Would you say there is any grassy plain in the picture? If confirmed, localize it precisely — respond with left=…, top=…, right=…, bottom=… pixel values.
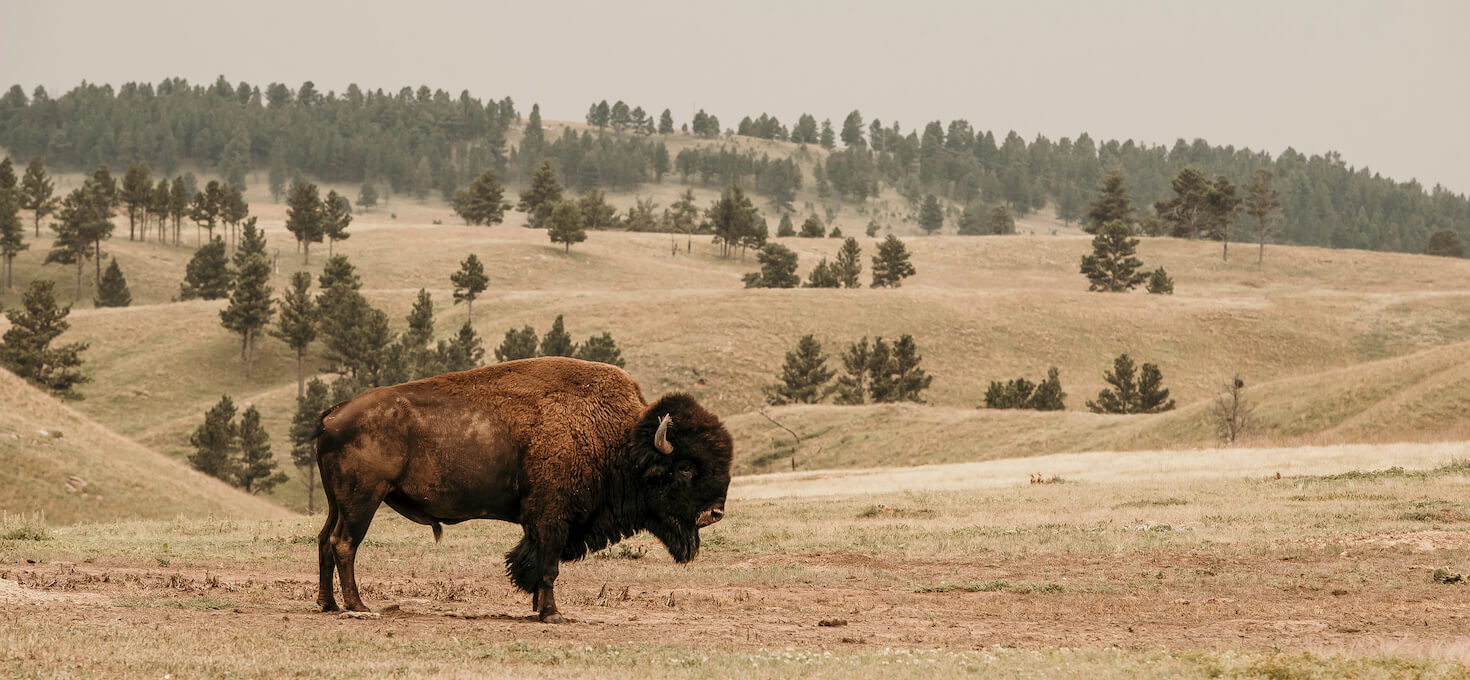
left=4, top=443, right=1470, bottom=677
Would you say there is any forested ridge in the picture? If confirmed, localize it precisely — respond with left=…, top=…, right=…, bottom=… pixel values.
left=0, top=77, right=1465, bottom=254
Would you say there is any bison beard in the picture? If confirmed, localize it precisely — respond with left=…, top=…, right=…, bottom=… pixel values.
left=313, top=358, right=732, bottom=623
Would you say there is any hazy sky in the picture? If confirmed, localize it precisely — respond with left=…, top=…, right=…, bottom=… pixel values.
left=4, top=0, right=1467, bottom=193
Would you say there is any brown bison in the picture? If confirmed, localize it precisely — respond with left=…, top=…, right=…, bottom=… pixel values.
left=313, top=357, right=733, bottom=622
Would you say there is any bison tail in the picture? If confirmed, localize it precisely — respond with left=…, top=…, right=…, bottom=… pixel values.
left=432, top=522, right=443, bottom=544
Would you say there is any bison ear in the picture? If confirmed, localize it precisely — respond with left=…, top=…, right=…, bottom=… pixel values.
left=654, top=414, right=674, bottom=455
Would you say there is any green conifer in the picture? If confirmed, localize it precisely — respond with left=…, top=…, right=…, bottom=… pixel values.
left=93, top=257, right=131, bottom=307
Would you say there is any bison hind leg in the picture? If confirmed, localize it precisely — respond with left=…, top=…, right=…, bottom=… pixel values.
left=505, top=537, right=541, bottom=594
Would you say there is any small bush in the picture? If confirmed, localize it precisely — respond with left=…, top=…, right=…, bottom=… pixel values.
left=1146, top=267, right=1174, bottom=294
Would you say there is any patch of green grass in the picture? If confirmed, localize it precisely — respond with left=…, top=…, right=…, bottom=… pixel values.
left=594, top=544, right=647, bottom=560
left=1, top=526, right=50, bottom=541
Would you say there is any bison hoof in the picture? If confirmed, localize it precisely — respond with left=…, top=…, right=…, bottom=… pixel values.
left=319, top=602, right=340, bottom=612
left=539, top=612, right=569, bottom=624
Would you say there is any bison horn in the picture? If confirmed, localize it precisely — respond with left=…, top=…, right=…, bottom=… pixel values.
left=654, top=414, right=674, bottom=454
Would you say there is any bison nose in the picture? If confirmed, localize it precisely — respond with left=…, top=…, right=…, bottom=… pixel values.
left=710, top=508, right=724, bottom=522
left=697, top=506, right=725, bottom=527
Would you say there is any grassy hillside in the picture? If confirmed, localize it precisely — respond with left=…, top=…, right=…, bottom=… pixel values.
left=1, top=150, right=1467, bottom=512
left=0, top=370, right=291, bottom=524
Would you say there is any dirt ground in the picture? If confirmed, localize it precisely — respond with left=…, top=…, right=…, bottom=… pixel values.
left=4, top=543, right=1467, bottom=659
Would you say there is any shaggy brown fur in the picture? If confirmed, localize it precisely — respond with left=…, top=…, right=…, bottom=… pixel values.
left=313, top=357, right=733, bottom=622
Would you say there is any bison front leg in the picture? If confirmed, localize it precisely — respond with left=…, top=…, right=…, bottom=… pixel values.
left=505, top=522, right=570, bottom=623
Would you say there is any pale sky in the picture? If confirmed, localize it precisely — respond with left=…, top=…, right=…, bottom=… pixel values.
left=4, top=0, right=1467, bottom=193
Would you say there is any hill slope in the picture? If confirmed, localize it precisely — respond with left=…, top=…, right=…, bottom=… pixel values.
left=0, top=370, right=290, bottom=524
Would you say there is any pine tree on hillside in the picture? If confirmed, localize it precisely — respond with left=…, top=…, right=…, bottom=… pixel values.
left=357, top=182, right=379, bottom=210
left=1243, top=169, right=1282, bottom=265
left=832, top=337, right=871, bottom=405
left=189, top=395, right=239, bottom=481
left=120, top=161, right=153, bottom=241
left=804, top=258, right=841, bottom=288
left=0, top=157, right=13, bottom=192
left=989, top=205, right=1016, bottom=235
left=220, top=219, right=274, bottom=379
left=46, top=185, right=106, bottom=301
left=578, top=190, right=616, bottom=231
left=765, top=334, right=834, bottom=405
left=870, top=234, right=916, bottom=288
left=1085, top=169, right=1136, bottom=234
left=285, top=180, right=325, bottom=264
left=1080, top=220, right=1148, bottom=292
left=547, top=200, right=586, bottom=253
left=1028, top=367, right=1066, bottom=410
left=707, top=184, right=759, bottom=258
left=1086, top=354, right=1175, bottom=414
left=658, top=109, right=675, bottom=134
left=317, top=254, right=362, bottom=293
left=271, top=271, right=318, bottom=399
left=168, top=177, right=189, bottom=244
left=189, top=180, right=223, bottom=244
left=540, top=315, right=574, bottom=357
left=495, top=325, right=539, bottom=362
left=452, top=169, right=507, bottom=226
left=743, top=243, right=799, bottom=288
left=889, top=334, right=933, bottom=403
left=149, top=178, right=171, bottom=242
left=777, top=213, right=795, bottom=237
left=450, top=253, right=489, bottom=322
left=290, top=377, right=331, bottom=513
left=19, top=157, right=59, bottom=238
left=0, top=188, right=26, bottom=290
left=841, top=110, right=865, bottom=148
left=1146, top=267, right=1174, bottom=294
left=93, top=257, right=131, bottom=307
left=1205, top=175, right=1241, bottom=261
left=669, top=189, right=701, bottom=252
left=320, top=289, right=393, bottom=383
left=517, top=160, right=563, bottom=228
left=0, top=280, right=89, bottom=399
left=799, top=215, right=825, bottom=238
left=835, top=237, right=862, bottom=288
left=1425, top=230, right=1465, bottom=258
left=235, top=405, right=286, bottom=494
left=322, top=190, right=352, bottom=257
left=434, top=321, right=485, bottom=373
left=865, top=337, right=896, bottom=403
left=919, top=194, right=944, bottom=234
left=573, top=332, right=624, bottom=367
left=1155, top=168, right=1211, bottom=240
left=179, top=237, right=232, bottom=300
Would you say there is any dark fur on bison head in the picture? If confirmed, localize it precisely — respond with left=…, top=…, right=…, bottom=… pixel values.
left=629, top=393, right=733, bottom=563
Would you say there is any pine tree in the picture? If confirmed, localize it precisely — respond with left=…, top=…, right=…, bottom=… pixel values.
left=1155, top=168, right=1211, bottom=240
left=777, top=214, right=795, bottom=237
left=804, top=258, right=841, bottom=288
left=168, top=177, right=188, bottom=245
left=833, top=237, right=863, bottom=288
left=707, top=185, right=758, bottom=258
left=517, top=160, right=563, bottom=228
left=46, top=184, right=107, bottom=301
left=0, top=157, right=13, bottom=193
left=1146, top=267, right=1174, bottom=294
left=220, top=219, right=274, bottom=379
left=573, top=332, right=625, bottom=367
left=320, top=288, right=393, bottom=383
left=578, top=190, right=616, bottom=230
left=1243, top=169, right=1281, bottom=265
left=1205, top=175, right=1241, bottom=261
left=919, top=195, right=944, bottom=234
left=19, top=157, right=59, bottom=239
left=285, top=181, right=324, bottom=263
left=150, top=178, right=171, bottom=242
left=832, top=338, right=870, bottom=405
left=1085, top=170, right=1136, bottom=234
left=670, top=189, right=701, bottom=252
left=865, top=337, right=897, bottom=403
left=290, top=377, right=331, bottom=513
left=179, top=237, right=233, bottom=300
left=547, top=200, right=586, bottom=253
left=1028, top=367, right=1066, bottom=410
left=452, top=169, right=507, bottom=225
left=658, top=109, right=675, bottom=135
left=1425, top=230, right=1465, bottom=258
left=989, top=205, right=1016, bottom=235
left=743, top=243, right=799, bottom=288
left=0, top=187, right=25, bottom=290
left=0, top=280, right=89, bottom=398
left=495, top=325, right=539, bottom=362
left=235, top=405, right=286, bottom=494
left=840, top=110, right=865, bottom=148
left=357, top=182, right=379, bottom=210
left=271, top=271, right=318, bottom=398
left=870, top=234, right=916, bottom=288
left=120, top=161, right=153, bottom=241
left=798, top=215, right=825, bottom=238
left=317, top=254, right=362, bottom=293
left=1086, top=354, right=1175, bottom=414
left=189, top=180, right=223, bottom=245
left=189, top=395, right=239, bottom=481
left=450, top=253, right=489, bottom=322
left=1080, top=221, right=1148, bottom=292
left=889, top=335, right=933, bottom=403
left=819, top=119, right=836, bottom=150
left=540, top=315, right=575, bottom=357
left=93, top=257, right=131, bottom=307
left=322, top=190, right=352, bottom=257
left=765, top=334, right=834, bottom=405
left=435, top=321, right=486, bottom=373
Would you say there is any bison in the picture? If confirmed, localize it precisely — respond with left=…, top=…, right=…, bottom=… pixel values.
left=313, top=357, right=733, bottom=622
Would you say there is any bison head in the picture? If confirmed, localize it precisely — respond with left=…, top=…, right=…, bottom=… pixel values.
left=633, top=393, right=733, bottom=563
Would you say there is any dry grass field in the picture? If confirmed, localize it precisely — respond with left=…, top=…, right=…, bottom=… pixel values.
left=2, top=129, right=1470, bottom=676
left=3, top=442, right=1470, bottom=677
